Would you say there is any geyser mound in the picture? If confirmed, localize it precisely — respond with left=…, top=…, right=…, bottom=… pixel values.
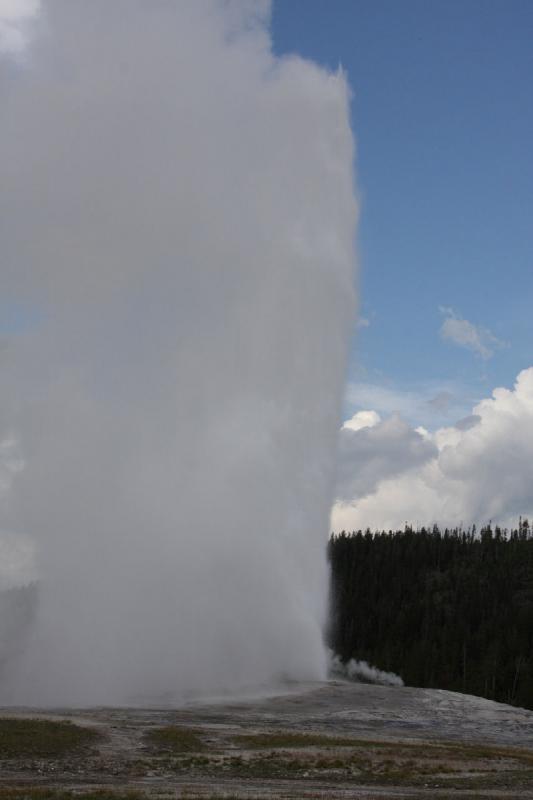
left=0, top=0, right=356, bottom=705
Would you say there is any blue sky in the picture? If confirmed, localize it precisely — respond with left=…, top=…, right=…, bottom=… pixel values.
left=273, top=0, right=533, bottom=427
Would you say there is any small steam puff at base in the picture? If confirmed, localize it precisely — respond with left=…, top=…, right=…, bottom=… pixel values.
left=328, top=651, right=404, bottom=687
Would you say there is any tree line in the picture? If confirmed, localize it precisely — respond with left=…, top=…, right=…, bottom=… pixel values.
left=328, top=521, right=533, bottom=709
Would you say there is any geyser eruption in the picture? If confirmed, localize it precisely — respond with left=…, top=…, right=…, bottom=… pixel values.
left=0, top=0, right=356, bottom=705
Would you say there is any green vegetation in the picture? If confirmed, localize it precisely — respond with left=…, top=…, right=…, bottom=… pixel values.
left=233, top=731, right=362, bottom=748
left=144, top=725, right=206, bottom=753
left=329, top=521, right=533, bottom=709
left=0, top=719, right=99, bottom=758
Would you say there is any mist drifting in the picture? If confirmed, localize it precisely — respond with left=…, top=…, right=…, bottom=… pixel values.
left=0, top=0, right=356, bottom=705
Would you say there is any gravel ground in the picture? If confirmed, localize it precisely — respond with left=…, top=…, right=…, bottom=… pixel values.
left=1, top=680, right=533, bottom=798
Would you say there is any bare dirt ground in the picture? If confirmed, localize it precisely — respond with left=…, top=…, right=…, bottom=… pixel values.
left=2, top=680, right=533, bottom=799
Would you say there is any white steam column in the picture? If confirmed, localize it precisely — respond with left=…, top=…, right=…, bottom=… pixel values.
left=0, top=0, right=357, bottom=704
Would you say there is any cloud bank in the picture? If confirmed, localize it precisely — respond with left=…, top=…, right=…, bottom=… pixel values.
left=333, top=368, right=533, bottom=532
left=0, top=0, right=356, bottom=704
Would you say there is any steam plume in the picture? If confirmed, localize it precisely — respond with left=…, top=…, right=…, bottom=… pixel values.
left=329, top=653, right=404, bottom=687
left=0, top=0, right=356, bottom=704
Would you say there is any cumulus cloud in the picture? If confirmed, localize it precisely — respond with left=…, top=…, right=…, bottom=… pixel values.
left=454, top=414, right=481, bottom=432
left=0, top=0, right=40, bottom=56
left=342, top=409, right=380, bottom=432
left=0, top=0, right=356, bottom=704
left=332, top=368, right=533, bottom=532
left=335, top=413, right=437, bottom=504
left=439, top=307, right=504, bottom=360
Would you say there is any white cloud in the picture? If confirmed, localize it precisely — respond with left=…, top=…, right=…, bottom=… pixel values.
left=342, top=409, right=380, bottom=432
left=0, top=0, right=40, bottom=56
left=335, top=413, right=437, bottom=504
left=439, top=307, right=504, bottom=360
left=333, top=368, right=533, bottom=532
